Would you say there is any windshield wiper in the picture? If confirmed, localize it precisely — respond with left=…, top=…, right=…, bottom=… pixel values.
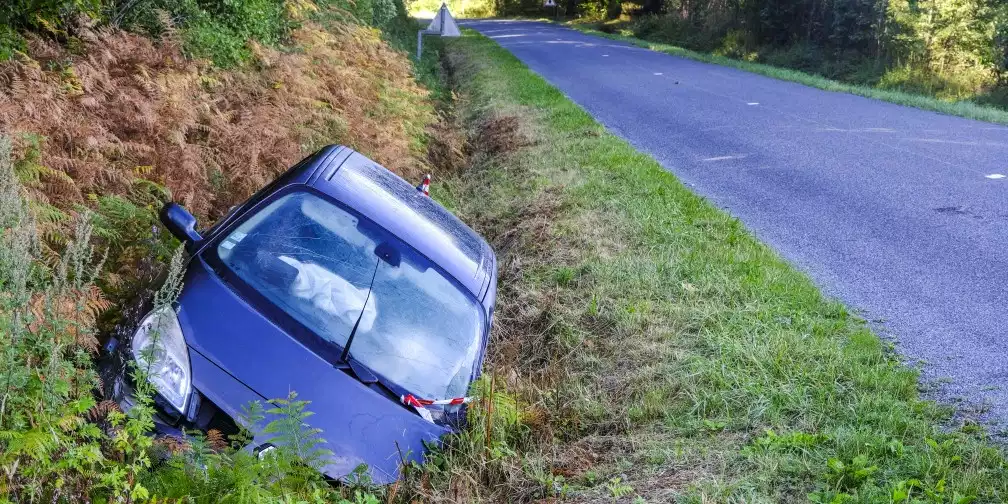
left=335, top=355, right=408, bottom=408
left=334, top=244, right=431, bottom=417
left=334, top=259, right=403, bottom=401
left=341, top=242, right=400, bottom=362
left=340, top=258, right=380, bottom=362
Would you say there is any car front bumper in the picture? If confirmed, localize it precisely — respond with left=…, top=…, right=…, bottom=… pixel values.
left=99, top=336, right=247, bottom=443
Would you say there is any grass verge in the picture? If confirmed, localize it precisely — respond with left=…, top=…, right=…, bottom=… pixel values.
left=433, top=29, right=1008, bottom=502
left=564, top=22, right=1008, bottom=126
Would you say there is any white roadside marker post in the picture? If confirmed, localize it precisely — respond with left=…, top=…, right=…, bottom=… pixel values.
left=543, top=0, right=557, bottom=20
left=417, top=2, right=462, bottom=61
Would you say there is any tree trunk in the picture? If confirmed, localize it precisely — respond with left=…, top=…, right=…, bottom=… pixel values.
left=807, top=0, right=818, bottom=42
left=876, top=0, right=889, bottom=63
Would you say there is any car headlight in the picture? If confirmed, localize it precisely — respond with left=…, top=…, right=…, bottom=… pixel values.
left=131, top=306, right=192, bottom=413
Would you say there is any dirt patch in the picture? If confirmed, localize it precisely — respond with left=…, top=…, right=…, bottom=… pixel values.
left=426, top=112, right=468, bottom=176
left=474, top=113, right=530, bottom=156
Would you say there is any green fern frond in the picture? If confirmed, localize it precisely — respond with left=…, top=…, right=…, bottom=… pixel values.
left=28, top=200, right=69, bottom=224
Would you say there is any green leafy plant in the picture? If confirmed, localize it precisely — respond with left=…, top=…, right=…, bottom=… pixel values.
left=750, top=428, right=829, bottom=452
left=0, top=0, right=103, bottom=37
left=889, top=478, right=976, bottom=504
left=142, top=393, right=352, bottom=503
left=823, top=455, right=879, bottom=492
left=606, top=476, right=634, bottom=500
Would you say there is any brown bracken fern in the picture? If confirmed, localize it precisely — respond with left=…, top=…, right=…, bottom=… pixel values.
left=0, top=16, right=435, bottom=225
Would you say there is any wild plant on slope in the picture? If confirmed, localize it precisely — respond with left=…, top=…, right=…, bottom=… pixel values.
left=0, top=17, right=434, bottom=223
left=2, top=133, right=385, bottom=502
left=0, top=12, right=436, bottom=326
left=0, top=133, right=130, bottom=500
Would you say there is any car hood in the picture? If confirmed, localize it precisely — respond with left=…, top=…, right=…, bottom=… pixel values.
left=176, top=257, right=448, bottom=483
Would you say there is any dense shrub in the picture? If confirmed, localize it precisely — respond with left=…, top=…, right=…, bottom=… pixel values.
left=371, top=0, right=402, bottom=27
left=0, top=0, right=103, bottom=35
left=607, top=0, right=1008, bottom=108
left=406, top=0, right=498, bottom=17
left=2, top=0, right=412, bottom=66
left=0, top=26, right=27, bottom=60
left=0, top=133, right=136, bottom=501
left=627, top=13, right=732, bottom=51
left=759, top=41, right=834, bottom=73
left=577, top=0, right=607, bottom=21
left=0, top=0, right=100, bottom=59
left=110, top=0, right=300, bottom=66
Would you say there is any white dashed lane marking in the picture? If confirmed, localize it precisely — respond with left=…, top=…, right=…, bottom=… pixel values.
left=702, top=154, right=749, bottom=162
left=986, top=174, right=1006, bottom=179
left=747, top=102, right=760, bottom=105
left=654, top=72, right=663, bottom=75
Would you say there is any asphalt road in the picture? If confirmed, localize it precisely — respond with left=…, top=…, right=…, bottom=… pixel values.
left=464, top=20, right=1008, bottom=425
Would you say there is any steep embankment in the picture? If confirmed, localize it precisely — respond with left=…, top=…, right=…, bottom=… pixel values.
left=0, top=13, right=438, bottom=312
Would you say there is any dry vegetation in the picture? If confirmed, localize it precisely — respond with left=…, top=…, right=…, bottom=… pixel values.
left=0, top=14, right=442, bottom=328
left=0, top=18, right=436, bottom=225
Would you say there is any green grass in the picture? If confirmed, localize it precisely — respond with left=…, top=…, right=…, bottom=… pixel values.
left=437, top=29, right=1008, bottom=502
left=565, top=23, right=1008, bottom=126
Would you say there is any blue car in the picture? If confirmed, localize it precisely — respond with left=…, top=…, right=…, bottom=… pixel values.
left=99, top=145, right=497, bottom=483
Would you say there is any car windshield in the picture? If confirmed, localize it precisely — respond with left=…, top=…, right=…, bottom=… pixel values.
left=215, top=191, right=484, bottom=400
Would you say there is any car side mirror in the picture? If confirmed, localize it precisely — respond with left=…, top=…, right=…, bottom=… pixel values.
left=160, top=202, right=203, bottom=252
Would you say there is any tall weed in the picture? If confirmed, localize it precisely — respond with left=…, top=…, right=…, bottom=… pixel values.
left=0, top=133, right=117, bottom=500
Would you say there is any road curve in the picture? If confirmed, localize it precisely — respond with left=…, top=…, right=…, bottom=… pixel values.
left=463, top=20, right=1008, bottom=424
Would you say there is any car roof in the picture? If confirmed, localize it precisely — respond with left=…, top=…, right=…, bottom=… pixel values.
left=300, top=146, right=496, bottom=302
